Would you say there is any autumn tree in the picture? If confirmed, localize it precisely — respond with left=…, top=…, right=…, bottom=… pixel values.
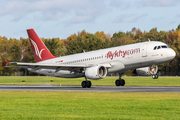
left=176, top=24, right=180, bottom=31
left=44, top=38, right=60, bottom=56
left=1, top=25, right=180, bottom=76
left=111, top=31, right=133, bottom=47
left=95, top=31, right=109, bottom=42
left=165, top=30, right=178, bottom=46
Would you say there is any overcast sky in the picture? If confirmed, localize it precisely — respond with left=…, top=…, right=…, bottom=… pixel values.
left=0, top=0, right=180, bottom=39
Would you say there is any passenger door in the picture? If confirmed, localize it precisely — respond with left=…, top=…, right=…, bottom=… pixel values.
left=142, top=44, right=148, bottom=57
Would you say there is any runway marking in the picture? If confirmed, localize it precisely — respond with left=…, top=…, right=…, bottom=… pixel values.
left=0, top=85, right=180, bottom=92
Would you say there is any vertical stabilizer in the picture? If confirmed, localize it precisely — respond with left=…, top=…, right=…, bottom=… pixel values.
left=27, top=29, right=56, bottom=63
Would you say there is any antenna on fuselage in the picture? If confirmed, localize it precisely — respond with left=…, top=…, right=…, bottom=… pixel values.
left=148, top=38, right=151, bottom=42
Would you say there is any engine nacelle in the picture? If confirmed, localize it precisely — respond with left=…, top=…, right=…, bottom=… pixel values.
left=85, top=65, right=107, bottom=80
left=136, top=65, right=158, bottom=76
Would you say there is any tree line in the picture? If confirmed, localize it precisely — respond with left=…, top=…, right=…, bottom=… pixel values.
left=0, top=24, right=180, bottom=76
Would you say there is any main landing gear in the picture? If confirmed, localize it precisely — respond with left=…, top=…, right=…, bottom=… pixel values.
left=81, top=77, right=92, bottom=88
left=115, top=73, right=125, bottom=86
left=152, top=74, right=158, bottom=79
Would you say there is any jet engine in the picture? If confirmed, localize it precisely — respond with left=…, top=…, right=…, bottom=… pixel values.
left=85, top=65, right=107, bottom=80
left=135, top=65, right=158, bottom=76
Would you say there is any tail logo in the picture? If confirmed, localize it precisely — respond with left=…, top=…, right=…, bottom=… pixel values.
left=30, top=38, right=45, bottom=59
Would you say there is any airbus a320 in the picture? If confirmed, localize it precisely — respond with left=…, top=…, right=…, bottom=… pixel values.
left=6, top=29, right=176, bottom=88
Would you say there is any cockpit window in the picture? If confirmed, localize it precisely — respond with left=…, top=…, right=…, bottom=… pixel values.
left=161, top=45, right=167, bottom=48
left=153, top=46, right=157, bottom=50
left=154, top=45, right=169, bottom=50
left=157, top=46, right=161, bottom=49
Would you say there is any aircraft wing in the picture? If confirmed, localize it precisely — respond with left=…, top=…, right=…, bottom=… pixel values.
left=6, top=62, right=112, bottom=72
left=5, top=66, right=28, bottom=69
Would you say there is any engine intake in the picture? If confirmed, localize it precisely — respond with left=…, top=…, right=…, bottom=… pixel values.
left=136, top=65, right=158, bottom=76
left=85, top=65, right=107, bottom=79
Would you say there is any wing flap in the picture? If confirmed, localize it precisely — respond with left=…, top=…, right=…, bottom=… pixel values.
left=9, top=62, right=86, bottom=67
left=4, top=66, right=28, bottom=69
left=7, top=62, right=113, bottom=72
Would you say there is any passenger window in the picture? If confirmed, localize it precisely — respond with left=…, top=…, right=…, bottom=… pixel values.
left=154, top=46, right=157, bottom=50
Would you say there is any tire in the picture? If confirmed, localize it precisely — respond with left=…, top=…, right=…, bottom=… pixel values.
left=86, top=81, right=91, bottom=88
left=121, top=79, right=125, bottom=86
left=115, top=80, right=121, bottom=86
left=81, top=81, right=86, bottom=88
left=152, top=75, right=156, bottom=79
left=155, top=74, right=158, bottom=79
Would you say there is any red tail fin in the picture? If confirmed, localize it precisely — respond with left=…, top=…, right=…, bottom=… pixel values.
left=27, top=29, right=56, bottom=63
left=5, top=61, right=9, bottom=66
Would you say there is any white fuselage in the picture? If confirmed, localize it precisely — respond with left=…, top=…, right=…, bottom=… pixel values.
left=28, top=41, right=176, bottom=78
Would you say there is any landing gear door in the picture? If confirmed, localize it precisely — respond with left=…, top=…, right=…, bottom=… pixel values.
left=142, top=44, right=148, bottom=57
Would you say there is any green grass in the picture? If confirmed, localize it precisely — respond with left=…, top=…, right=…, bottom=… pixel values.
left=0, top=76, right=180, bottom=86
left=1, top=77, right=180, bottom=119
left=0, top=91, right=180, bottom=120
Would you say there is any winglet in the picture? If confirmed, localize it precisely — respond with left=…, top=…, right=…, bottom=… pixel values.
left=5, top=61, right=9, bottom=66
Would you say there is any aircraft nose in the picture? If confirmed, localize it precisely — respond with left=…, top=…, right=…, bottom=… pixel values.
left=167, top=49, right=176, bottom=59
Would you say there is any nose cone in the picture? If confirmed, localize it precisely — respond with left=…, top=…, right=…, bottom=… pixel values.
left=167, top=49, right=176, bottom=60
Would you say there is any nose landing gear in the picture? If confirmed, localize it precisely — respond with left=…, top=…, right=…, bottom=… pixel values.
left=152, top=74, right=158, bottom=79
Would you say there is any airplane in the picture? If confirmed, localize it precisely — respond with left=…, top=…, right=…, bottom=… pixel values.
left=5, top=29, right=176, bottom=88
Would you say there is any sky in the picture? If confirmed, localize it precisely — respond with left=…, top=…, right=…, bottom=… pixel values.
left=0, top=0, right=180, bottom=39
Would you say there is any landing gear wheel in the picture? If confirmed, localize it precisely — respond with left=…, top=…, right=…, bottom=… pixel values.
left=155, top=74, right=158, bottom=79
left=86, top=81, right=92, bottom=88
left=116, top=73, right=126, bottom=87
left=81, top=81, right=86, bottom=88
left=115, top=80, right=121, bottom=86
left=115, top=79, right=125, bottom=86
left=81, top=81, right=92, bottom=88
left=152, top=75, right=156, bottom=79
left=120, top=79, right=125, bottom=86
left=152, top=74, right=158, bottom=79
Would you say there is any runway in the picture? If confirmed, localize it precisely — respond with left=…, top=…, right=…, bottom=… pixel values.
left=0, top=85, right=180, bottom=92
